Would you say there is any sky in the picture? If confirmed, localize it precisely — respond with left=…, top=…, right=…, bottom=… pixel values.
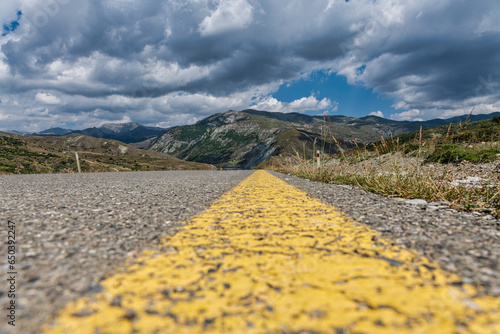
left=0, top=0, right=499, bottom=132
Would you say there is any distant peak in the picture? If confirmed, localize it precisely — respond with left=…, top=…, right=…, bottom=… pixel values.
left=37, top=127, right=73, bottom=135
left=99, top=122, right=140, bottom=133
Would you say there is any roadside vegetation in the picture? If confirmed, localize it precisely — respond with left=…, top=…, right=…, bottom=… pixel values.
left=260, top=113, right=500, bottom=217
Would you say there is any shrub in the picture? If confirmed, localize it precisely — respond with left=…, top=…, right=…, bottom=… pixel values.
left=450, top=131, right=476, bottom=143
left=404, top=142, right=421, bottom=154
left=426, top=144, right=500, bottom=163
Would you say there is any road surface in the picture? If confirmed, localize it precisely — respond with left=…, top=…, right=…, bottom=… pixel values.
left=0, top=170, right=499, bottom=333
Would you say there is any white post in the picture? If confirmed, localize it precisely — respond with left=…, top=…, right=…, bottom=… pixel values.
left=316, top=150, right=320, bottom=168
left=75, top=153, right=81, bottom=173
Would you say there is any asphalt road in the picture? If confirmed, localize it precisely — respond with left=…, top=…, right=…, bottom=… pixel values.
left=0, top=170, right=253, bottom=334
left=0, top=170, right=499, bottom=333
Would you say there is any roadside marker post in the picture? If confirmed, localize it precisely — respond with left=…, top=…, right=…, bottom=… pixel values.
left=316, top=150, right=320, bottom=168
left=75, top=153, right=81, bottom=173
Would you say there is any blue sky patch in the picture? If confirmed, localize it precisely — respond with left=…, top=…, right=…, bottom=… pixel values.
left=2, top=11, right=22, bottom=37
left=273, top=71, right=394, bottom=118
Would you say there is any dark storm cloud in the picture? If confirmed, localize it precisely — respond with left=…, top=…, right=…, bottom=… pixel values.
left=1, top=0, right=499, bottom=131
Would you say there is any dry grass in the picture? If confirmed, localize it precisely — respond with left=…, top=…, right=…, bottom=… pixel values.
left=264, top=154, right=499, bottom=217
left=262, top=115, right=500, bottom=217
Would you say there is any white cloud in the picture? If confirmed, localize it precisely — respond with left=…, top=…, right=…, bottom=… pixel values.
left=369, top=111, right=384, bottom=118
left=35, top=92, right=62, bottom=105
left=250, top=95, right=335, bottom=113
left=324, top=0, right=335, bottom=12
left=199, top=0, right=253, bottom=36
left=390, top=109, right=422, bottom=121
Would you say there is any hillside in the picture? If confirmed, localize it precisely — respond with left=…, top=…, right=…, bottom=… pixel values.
left=362, top=114, right=500, bottom=164
left=0, top=132, right=214, bottom=174
left=149, top=110, right=339, bottom=169
left=148, top=109, right=500, bottom=169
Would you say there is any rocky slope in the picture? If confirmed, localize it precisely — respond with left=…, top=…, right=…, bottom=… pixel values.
left=149, top=110, right=341, bottom=169
left=149, top=109, right=500, bottom=169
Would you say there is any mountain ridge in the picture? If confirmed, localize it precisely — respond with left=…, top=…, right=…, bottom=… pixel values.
left=148, top=109, right=500, bottom=169
left=8, top=122, right=169, bottom=144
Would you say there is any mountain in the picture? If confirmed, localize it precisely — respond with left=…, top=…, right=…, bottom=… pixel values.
left=400, top=112, right=500, bottom=129
left=70, top=122, right=167, bottom=144
left=148, top=109, right=371, bottom=169
left=148, top=109, right=500, bottom=169
left=0, top=132, right=214, bottom=174
left=27, top=122, right=168, bottom=144
left=5, top=130, right=30, bottom=135
left=37, top=127, right=73, bottom=136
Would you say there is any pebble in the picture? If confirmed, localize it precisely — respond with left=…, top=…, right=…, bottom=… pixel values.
left=405, top=199, right=428, bottom=207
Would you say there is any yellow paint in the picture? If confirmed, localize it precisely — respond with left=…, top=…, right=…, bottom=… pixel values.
left=43, top=170, right=500, bottom=333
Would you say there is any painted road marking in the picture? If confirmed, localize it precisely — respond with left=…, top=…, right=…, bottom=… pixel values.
left=43, top=170, right=500, bottom=333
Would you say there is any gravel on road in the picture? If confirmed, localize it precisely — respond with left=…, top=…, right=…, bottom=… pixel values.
left=0, top=170, right=252, bottom=334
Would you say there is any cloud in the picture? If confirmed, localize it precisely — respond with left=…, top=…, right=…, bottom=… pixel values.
left=250, top=95, right=335, bottom=113
left=35, top=92, right=62, bottom=105
left=333, top=0, right=500, bottom=120
left=0, top=0, right=500, bottom=130
left=324, top=0, right=335, bottom=12
left=390, top=109, right=423, bottom=122
left=199, top=0, right=254, bottom=36
left=369, top=111, right=384, bottom=118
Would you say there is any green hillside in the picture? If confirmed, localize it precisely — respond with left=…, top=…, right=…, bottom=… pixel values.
left=360, top=115, right=500, bottom=164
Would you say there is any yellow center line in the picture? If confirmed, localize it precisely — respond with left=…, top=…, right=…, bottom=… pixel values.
left=43, top=170, right=500, bottom=333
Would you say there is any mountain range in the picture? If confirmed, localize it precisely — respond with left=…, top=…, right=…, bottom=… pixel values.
left=4, top=109, right=499, bottom=171
left=148, top=109, right=500, bottom=168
